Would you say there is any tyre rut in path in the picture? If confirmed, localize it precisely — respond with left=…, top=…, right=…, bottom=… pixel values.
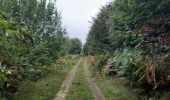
left=53, top=58, right=82, bottom=100
left=84, top=58, right=106, bottom=100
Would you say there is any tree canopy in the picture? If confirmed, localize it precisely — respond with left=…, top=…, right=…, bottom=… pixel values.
left=85, top=0, right=170, bottom=88
left=0, top=0, right=82, bottom=95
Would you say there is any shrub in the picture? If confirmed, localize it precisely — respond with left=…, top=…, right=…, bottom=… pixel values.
left=115, top=48, right=145, bottom=87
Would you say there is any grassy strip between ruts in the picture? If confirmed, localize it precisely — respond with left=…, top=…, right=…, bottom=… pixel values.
left=10, top=56, right=79, bottom=100
left=65, top=57, right=94, bottom=100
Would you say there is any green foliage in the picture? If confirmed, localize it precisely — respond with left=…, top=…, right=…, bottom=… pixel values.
left=86, top=0, right=170, bottom=54
left=96, top=53, right=110, bottom=73
left=86, top=2, right=113, bottom=54
left=0, top=0, right=81, bottom=97
left=68, top=38, right=82, bottom=54
left=86, top=0, right=170, bottom=90
left=13, top=55, right=79, bottom=100
left=115, top=48, right=145, bottom=87
left=82, top=43, right=88, bottom=56
left=0, top=63, right=22, bottom=95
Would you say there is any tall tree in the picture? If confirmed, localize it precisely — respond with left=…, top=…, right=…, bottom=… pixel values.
left=86, top=2, right=113, bottom=54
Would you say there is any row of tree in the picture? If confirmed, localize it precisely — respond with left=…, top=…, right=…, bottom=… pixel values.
left=85, top=0, right=170, bottom=90
left=0, top=0, right=82, bottom=96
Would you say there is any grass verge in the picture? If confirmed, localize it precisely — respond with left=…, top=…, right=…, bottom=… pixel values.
left=95, top=76, right=138, bottom=100
left=11, top=56, right=79, bottom=100
left=65, top=58, right=94, bottom=100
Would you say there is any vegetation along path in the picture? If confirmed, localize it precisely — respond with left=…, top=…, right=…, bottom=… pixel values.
left=54, top=57, right=139, bottom=100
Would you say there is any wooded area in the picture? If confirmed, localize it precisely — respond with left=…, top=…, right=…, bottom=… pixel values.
left=85, top=0, right=170, bottom=99
left=1, top=0, right=170, bottom=99
left=0, top=0, right=82, bottom=98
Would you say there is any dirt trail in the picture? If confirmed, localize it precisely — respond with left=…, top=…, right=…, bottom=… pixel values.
left=53, top=57, right=105, bottom=100
left=84, top=58, right=106, bottom=100
left=53, top=58, right=82, bottom=100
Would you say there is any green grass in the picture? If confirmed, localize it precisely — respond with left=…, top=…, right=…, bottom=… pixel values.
left=11, top=57, right=79, bottom=100
left=95, top=76, right=138, bottom=100
left=159, top=92, right=170, bottom=100
left=65, top=58, right=94, bottom=100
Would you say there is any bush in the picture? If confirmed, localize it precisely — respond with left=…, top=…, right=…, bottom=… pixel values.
left=96, top=54, right=110, bottom=74
left=115, top=48, right=145, bottom=87
left=0, top=63, right=22, bottom=95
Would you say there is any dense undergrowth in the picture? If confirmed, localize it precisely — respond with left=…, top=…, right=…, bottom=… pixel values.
left=13, top=55, right=79, bottom=100
left=84, top=0, right=170, bottom=99
left=1, top=55, right=79, bottom=100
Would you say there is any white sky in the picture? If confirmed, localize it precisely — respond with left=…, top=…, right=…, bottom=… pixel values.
left=56, top=0, right=112, bottom=44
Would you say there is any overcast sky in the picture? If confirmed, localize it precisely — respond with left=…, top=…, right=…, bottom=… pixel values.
left=56, top=0, right=112, bottom=44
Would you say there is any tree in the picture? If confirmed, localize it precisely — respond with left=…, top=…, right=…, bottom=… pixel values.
left=0, top=0, right=72, bottom=95
left=82, top=43, right=88, bottom=55
left=68, top=38, right=82, bottom=54
left=86, top=0, right=170, bottom=88
left=86, top=2, right=113, bottom=54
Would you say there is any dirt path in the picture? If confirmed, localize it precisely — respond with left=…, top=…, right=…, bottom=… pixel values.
left=53, top=57, right=105, bottom=100
left=84, top=58, right=106, bottom=100
left=53, top=58, right=82, bottom=100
